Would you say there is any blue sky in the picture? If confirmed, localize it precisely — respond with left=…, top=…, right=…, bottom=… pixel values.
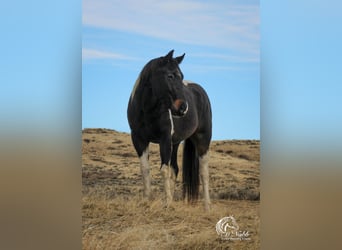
left=82, top=0, right=260, bottom=140
left=261, top=1, right=342, bottom=153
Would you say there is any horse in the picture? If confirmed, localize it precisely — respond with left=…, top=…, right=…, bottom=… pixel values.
left=127, top=50, right=212, bottom=210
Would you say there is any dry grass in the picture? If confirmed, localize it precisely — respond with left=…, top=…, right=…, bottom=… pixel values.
left=82, top=190, right=259, bottom=249
left=82, top=129, right=260, bottom=249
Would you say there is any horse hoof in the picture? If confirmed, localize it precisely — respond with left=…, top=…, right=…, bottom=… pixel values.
left=204, top=203, right=211, bottom=212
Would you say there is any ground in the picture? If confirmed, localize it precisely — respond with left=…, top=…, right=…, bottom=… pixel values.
left=82, top=128, right=260, bottom=249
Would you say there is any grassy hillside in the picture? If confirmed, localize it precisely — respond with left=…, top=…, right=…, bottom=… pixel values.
left=82, top=128, right=260, bottom=249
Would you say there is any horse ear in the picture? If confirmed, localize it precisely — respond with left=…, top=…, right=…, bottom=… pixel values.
left=160, top=50, right=174, bottom=65
left=175, top=53, right=185, bottom=64
left=165, top=50, right=174, bottom=60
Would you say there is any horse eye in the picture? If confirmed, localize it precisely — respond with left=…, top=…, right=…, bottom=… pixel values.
left=167, top=74, right=174, bottom=80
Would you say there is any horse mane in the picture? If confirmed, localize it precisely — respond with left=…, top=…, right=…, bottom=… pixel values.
left=130, top=73, right=141, bottom=101
left=130, top=59, right=159, bottom=102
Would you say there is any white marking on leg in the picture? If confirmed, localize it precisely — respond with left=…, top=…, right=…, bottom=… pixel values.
left=161, top=164, right=173, bottom=207
left=199, top=151, right=211, bottom=211
left=139, top=148, right=151, bottom=198
left=168, top=109, right=174, bottom=136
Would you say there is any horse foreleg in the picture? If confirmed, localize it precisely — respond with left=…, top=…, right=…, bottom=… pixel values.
left=170, top=143, right=179, bottom=199
left=170, top=167, right=176, bottom=199
left=139, top=148, right=151, bottom=198
left=161, top=164, right=173, bottom=207
left=199, top=151, right=211, bottom=211
left=131, top=132, right=151, bottom=198
left=159, top=111, right=175, bottom=207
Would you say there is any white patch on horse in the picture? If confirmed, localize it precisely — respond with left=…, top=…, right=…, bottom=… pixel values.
left=199, top=151, right=211, bottom=211
left=161, top=164, right=173, bottom=207
left=130, top=74, right=141, bottom=101
left=168, top=109, right=174, bottom=136
left=139, top=148, right=151, bottom=197
left=183, top=80, right=194, bottom=86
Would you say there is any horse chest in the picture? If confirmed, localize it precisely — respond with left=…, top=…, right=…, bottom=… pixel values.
left=173, top=117, right=197, bottom=139
left=141, top=114, right=193, bottom=144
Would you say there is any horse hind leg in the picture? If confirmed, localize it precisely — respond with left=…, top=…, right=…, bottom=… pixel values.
left=199, top=151, right=211, bottom=211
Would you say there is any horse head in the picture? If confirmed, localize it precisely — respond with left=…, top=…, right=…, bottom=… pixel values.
left=148, top=50, right=188, bottom=117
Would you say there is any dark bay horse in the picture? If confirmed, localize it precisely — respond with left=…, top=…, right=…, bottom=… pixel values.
left=127, top=50, right=212, bottom=210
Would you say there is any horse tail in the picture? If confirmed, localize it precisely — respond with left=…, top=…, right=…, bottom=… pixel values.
left=182, top=138, right=199, bottom=202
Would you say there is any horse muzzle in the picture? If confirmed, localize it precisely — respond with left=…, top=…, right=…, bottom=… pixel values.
left=171, top=99, right=188, bottom=117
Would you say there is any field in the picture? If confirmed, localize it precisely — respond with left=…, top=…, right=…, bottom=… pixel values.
left=82, top=128, right=260, bottom=249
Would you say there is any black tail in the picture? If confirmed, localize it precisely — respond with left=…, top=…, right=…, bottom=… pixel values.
left=182, top=139, right=199, bottom=202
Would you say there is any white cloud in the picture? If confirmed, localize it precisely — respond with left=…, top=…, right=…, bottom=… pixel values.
left=83, top=0, right=259, bottom=55
left=82, top=48, right=139, bottom=60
